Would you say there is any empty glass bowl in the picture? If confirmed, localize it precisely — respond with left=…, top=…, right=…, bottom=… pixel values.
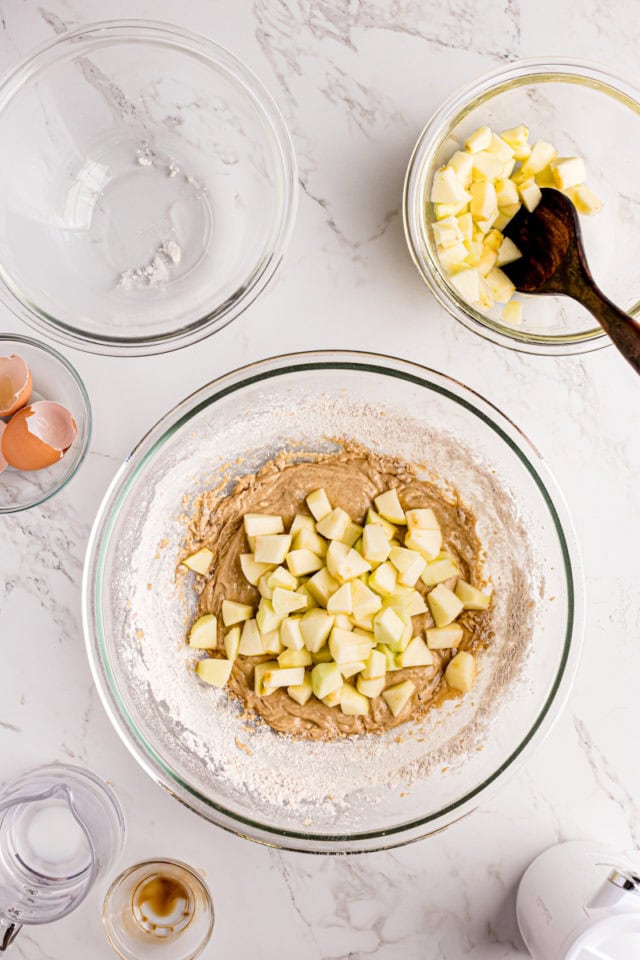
left=83, top=352, right=583, bottom=853
left=404, top=59, right=640, bottom=355
left=0, top=21, right=297, bottom=356
left=0, top=335, right=91, bottom=513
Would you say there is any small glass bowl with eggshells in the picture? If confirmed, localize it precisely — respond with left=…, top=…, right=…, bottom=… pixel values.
left=0, top=335, right=91, bottom=513
left=403, top=59, right=640, bottom=356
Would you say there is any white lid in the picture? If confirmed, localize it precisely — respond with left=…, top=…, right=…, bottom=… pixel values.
left=566, top=914, right=640, bottom=959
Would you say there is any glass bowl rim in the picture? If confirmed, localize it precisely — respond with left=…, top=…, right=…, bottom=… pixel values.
left=0, top=332, right=92, bottom=513
left=403, top=57, right=640, bottom=357
left=0, top=19, right=298, bottom=357
left=82, top=350, right=584, bottom=852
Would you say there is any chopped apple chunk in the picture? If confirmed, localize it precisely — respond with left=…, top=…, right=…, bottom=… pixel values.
left=306, top=487, right=332, bottom=521
left=183, top=547, right=213, bottom=575
left=189, top=614, right=217, bottom=649
left=196, top=658, right=233, bottom=687
left=382, top=680, right=416, bottom=717
left=445, top=651, right=476, bottom=693
left=455, top=580, right=492, bottom=610
left=427, top=584, right=464, bottom=627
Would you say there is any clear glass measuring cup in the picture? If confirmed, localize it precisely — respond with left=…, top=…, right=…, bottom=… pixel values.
left=0, top=763, right=125, bottom=949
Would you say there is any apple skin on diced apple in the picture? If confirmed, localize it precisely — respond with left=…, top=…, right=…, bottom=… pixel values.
left=311, top=661, right=342, bottom=699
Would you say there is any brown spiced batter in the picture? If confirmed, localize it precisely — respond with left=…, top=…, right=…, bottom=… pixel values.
left=182, top=445, right=492, bottom=740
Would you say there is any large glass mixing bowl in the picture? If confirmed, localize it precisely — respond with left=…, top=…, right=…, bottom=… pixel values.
left=0, top=21, right=297, bottom=356
left=83, top=353, right=583, bottom=853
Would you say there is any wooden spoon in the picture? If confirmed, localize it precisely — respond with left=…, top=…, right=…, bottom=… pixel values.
left=502, top=188, right=640, bottom=374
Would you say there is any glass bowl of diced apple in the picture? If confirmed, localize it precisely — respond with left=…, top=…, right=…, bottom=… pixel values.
left=404, top=59, right=640, bottom=355
left=83, top=352, right=583, bottom=852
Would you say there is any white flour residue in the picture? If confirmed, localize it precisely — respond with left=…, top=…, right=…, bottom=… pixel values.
left=105, top=386, right=554, bottom=836
left=119, top=241, right=182, bottom=290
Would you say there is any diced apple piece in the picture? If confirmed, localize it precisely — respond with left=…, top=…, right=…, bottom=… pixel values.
left=434, top=201, right=469, bottom=220
left=483, top=228, right=503, bottom=253
left=472, top=151, right=506, bottom=182
left=513, top=142, right=531, bottom=161
left=292, top=526, right=327, bottom=557
left=188, top=614, right=218, bottom=650
left=427, top=584, right=464, bottom=627
left=402, top=589, right=428, bottom=615
left=470, top=181, right=497, bottom=221
left=487, top=133, right=514, bottom=160
left=264, top=666, right=305, bottom=689
left=267, top=566, right=298, bottom=592
left=296, top=584, right=318, bottom=609
left=257, top=573, right=274, bottom=600
left=243, top=514, right=284, bottom=537
left=431, top=166, right=471, bottom=204
left=290, top=514, right=316, bottom=538
left=334, top=613, right=352, bottom=630
left=494, top=177, right=519, bottom=209
left=357, top=675, right=386, bottom=698
left=535, top=164, right=556, bottom=188
left=327, top=582, right=353, bottom=615
left=478, top=275, right=495, bottom=309
left=306, top=488, right=332, bottom=521
left=256, top=598, right=283, bottom=635
left=311, top=661, right=342, bottom=699
left=196, top=658, right=233, bottom=687
left=366, top=509, right=397, bottom=540
left=322, top=687, right=343, bottom=707
left=280, top=616, right=304, bottom=651
left=254, top=534, right=292, bottom=565
left=551, top=156, right=586, bottom=190
left=377, top=644, right=401, bottom=672
left=224, top=625, right=241, bottom=660
left=336, top=548, right=371, bottom=582
left=421, top=556, right=459, bottom=587
left=286, top=549, right=324, bottom=577
left=396, top=637, right=435, bottom=668
left=477, top=245, right=498, bottom=278
left=368, top=561, right=398, bottom=597
left=300, top=610, right=335, bottom=652
left=362, top=523, right=392, bottom=564
left=311, top=645, right=333, bottom=663
left=564, top=184, right=602, bottom=215
left=272, top=587, right=307, bottom=617
left=433, top=215, right=464, bottom=249
left=254, top=660, right=278, bottom=696
left=316, top=507, right=351, bottom=541
left=382, top=679, right=416, bottom=717
left=307, top=567, right=339, bottom=606
left=450, top=268, right=481, bottom=304
left=445, top=650, right=476, bottom=693
left=238, top=619, right=263, bottom=656
left=437, top=242, right=469, bottom=273
left=288, top=672, right=313, bottom=706
left=327, top=540, right=357, bottom=579
left=486, top=267, right=515, bottom=304
left=240, top=553, right=274, bottom=586
left=361, top=648, right=387, bottom=680
left=449, top=150, right=474, bottom=187
left=277, top=647, right=312, bottom=668
left=405, top=528, right=443, bottom=561
left=374, top=489, right=406, bottom=524
left=475, top=210, right=499, bottom=232
left=496, top=236, right=522, bottom=267
left=262, top=629, right=284, bottom=655
left=500, top=124, right=529, bottom=148
left=389, top=546, right=427, bottom=587
left=501, top=301, right=522, bottom=325
left=373, top=607, right=405, bottom=646
left=426, top=623, right=464, bottom=650
left=390, top=620, right=413, bottom=654
left=341, top=522, right=363, bottom=548
left=351, top=578, right=383, bottom=619
left=517, top=178, right=541, bottom=213
left=183, top=547, right=213, bottom=576
left=457, top=212, right=473, bottom=242
left=221, top=600, right=253, bottom=627
left=521, top=140, right=557, bottom=177
left=494, top=211, right=513, bottom=232
left=329, top=627, right=373, bottom=664
left=406, top=508, right=437, bottom=531
left=340, top=683, right=370, bottom=716
left=455, top=580, right=492, bottom=610
left=464, top=126, right=492, bottom=153
left=339, top=660, right=366, bottom=679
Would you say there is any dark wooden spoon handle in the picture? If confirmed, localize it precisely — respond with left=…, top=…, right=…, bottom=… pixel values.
left=569, top=282, right=640, bottom=375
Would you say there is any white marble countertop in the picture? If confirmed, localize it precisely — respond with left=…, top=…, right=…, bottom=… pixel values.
left=2, top=1, right=640, bottom=957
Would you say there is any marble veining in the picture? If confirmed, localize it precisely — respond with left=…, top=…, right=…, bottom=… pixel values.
left=1, top=0, right=640, bottom=958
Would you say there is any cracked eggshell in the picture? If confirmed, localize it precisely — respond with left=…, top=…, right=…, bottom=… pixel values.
left=0, top=354, right=32, bottom=418
left=2, top=400, right=77, bottom=471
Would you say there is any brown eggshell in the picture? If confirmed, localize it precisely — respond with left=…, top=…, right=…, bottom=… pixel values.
left=2, top=401, right=77, bottom=471
left=0, top=354, right=32, bottom=418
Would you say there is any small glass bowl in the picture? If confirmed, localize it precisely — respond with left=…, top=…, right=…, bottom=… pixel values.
left=0, top=335, right=91, bottom=513
left=102, top=859, right=214, bottom=960
left=0, top=21, right=297, bottom=356
left=404, top=59, right=640, bottom=356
